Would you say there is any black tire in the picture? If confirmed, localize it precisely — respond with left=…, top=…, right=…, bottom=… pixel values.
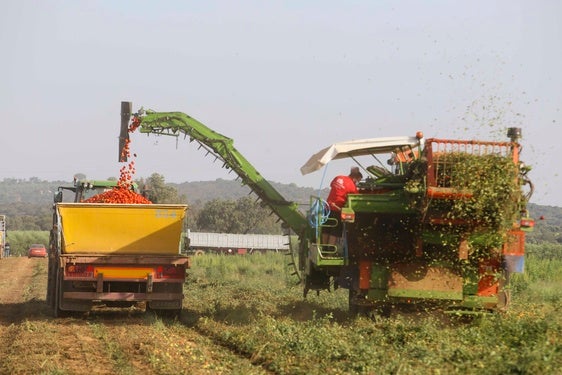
left=146, top=305, right=182, bottom=319
left=497, top=270, right=511, bottom=312
left=52, top=271, right=64, bottom=318
left=348, top=289, right=391, bottom=319
left=348, top=289, right=360, bottom=316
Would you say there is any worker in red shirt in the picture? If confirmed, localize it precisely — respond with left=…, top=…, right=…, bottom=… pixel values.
left=323, top=167, right=363, bottom=248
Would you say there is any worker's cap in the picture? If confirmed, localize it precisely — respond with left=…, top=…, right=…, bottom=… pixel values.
left=349, top=166, right=363, bottom=179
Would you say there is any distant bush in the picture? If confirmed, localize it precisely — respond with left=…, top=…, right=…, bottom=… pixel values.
left=526, top=243, right=562, bottom=260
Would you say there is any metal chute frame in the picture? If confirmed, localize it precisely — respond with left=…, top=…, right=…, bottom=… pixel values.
left=119, top=102, right=311, bottom=283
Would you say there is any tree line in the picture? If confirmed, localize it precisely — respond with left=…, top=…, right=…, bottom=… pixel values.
left=0, top=174, right=292, bottom=234
left=0, top=175, right=561, bottom=243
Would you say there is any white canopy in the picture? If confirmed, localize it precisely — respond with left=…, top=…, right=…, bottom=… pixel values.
left=300, top=136, right=421, bottom=175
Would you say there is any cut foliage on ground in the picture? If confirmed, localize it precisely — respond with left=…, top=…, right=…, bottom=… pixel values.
left=0, top=250, right=561, bottom=374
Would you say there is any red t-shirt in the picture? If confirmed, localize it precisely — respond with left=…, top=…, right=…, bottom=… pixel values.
left=327, top=175, right=358, bottom=211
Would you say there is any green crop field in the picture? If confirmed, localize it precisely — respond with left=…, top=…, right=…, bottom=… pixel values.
left=1, top=236, right=560, bottom=374
left=184, top=247, right=562, bottom=374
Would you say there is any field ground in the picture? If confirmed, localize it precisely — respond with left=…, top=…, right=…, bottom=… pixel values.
left=0, top=257, right=268, bottom=375
left=0, top=254, right=561, bottom=374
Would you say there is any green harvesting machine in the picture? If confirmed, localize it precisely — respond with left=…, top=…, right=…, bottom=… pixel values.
left=119, top=102, right=534, bottom=315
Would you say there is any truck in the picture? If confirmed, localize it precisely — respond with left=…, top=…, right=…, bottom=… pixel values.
left=120, top=102, right=534, bottom=316
left=46, top=180, right=189, bottom=317
left=187, top=231, right=289, bottom=255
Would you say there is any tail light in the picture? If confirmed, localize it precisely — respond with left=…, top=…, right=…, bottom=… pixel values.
left=156, top=265, right=185, bottom=279
left=66, top=264, right=94, bottom=278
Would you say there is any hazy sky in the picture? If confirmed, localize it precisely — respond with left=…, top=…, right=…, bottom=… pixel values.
left=2, top=1, right=561, bottom=207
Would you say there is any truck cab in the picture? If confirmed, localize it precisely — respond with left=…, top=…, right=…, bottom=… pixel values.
left=54, top=179, right=140, bottom=203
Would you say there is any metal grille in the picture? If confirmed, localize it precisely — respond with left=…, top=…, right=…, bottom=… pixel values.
left=424, top=138, right=518, bottom=196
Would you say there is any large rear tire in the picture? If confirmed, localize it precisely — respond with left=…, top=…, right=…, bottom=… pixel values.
left=348, top=289, right=391, bottom=319
left=52, top=271, right=65, bottom=318
left=497, top=270, right=511, bottom=312
left=146, top=303, right=182, bottom=319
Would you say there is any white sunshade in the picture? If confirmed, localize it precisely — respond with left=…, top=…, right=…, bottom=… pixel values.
left=300, top=136, right=421, bottom=175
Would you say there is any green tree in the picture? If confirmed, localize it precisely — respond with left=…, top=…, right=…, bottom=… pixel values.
left=138, top=173, right=186, bottom=204
left=0, top=202, right=52, bottom=231
left=196, top=197, right=282, bottom=234
left=196, top=199, right=237, bottom=232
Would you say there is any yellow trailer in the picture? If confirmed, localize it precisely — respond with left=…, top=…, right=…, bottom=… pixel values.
left=47, top=203, right=189, bottom=317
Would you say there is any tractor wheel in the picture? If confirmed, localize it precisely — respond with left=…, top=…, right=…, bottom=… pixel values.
left=497, top=270, right=511, bottom=312
left=348, top=289, right=391, bottom=319
left=52, top=271, right=65, bottom=318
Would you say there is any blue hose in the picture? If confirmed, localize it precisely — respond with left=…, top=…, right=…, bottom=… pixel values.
left=309, top=199, right=330, bottom=228
left=307, top=165, right=332, bottom=238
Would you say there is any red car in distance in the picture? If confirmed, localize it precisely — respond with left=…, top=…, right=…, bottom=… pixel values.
left=28, top=244, right=48, bottom=258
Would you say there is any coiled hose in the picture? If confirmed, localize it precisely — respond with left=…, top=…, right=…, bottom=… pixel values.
left=308, top=198, right=330, bottom=229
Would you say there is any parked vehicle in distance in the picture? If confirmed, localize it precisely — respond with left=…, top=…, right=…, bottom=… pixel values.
left=186, top=231, right=289, bottom=255
left=28, top=244, right=48, bottom=258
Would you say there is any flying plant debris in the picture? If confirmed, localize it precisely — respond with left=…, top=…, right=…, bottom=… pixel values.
left=443, top=153, right=521, bottom=232
left=84, top=116, right=151, bottom=204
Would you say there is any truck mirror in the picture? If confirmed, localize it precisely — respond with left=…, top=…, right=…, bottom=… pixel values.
left=54, top=191, right=63, bottom=203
